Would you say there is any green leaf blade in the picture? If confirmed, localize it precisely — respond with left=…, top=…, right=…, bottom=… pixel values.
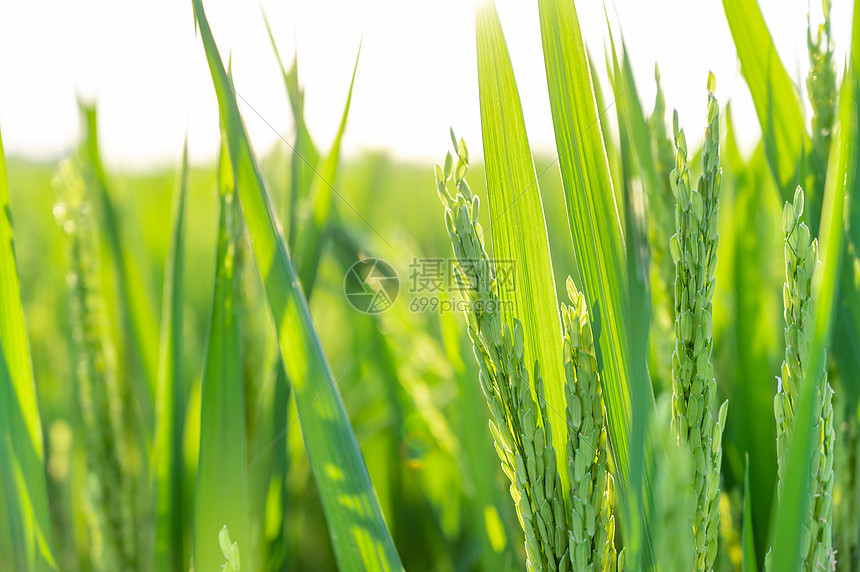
left=721, top=0, right=814, bottom=213
left=0, top=122, right=57, bottom=570
left=262, top=12, right=320, bottom=248
left=153, top=144, right=189, bottom=572
left=608, top=33, right=655, bottom=566
left=191, top=1, right=403, bottom=569
left=294, top=48, right=360, bottom=299
left=193, top=137, right=248, bottom=572
left=536, top=0, right=632, bottom=503
left=475, top=1, right=569, bottom=499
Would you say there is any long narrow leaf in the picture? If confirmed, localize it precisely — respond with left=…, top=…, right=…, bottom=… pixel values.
left=612, top=31, right=661, bottom=208
left=832, top=5, right=860, bottom=408
left=475, top=1, right=569, bottom=499
left=610, top=39, right=655, bottom=566
left=536, top=0, right=632, bottom=508
left=193, top=136, right=247, bottom=572
left=588, top=50, right=622, bottom=210
left=191, top=1, right=403, bottom=569
left=264, top=11, right=358, bottom=299
left=262, top=12, right=320, bottom=246
left=153, top=144, right=189, bottom=571
left=0, top=120, right=56, bottom=571
left=294, top=48, right=360, bottom=299
left=721, top=0, right=814, bottom=216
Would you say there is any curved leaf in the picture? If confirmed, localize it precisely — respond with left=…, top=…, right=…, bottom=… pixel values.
left=721, top=0, right=814, bottom=216
left=0, top=117, right=56, bottom=572
left=191, top=1, right=403, bottom=569
left=294, top=48, right=360, bottom=299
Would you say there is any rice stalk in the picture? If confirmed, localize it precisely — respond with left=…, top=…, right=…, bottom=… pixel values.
left=771, top=54, right=855, bottom=571
left=767, top=187, right=836, bottom=571
left=54, top=161, right=140, bottom=571
left=437, top=140, right=564, bottom=571
left=669, top=72, right=728, bottom=571
left=437, top=136, right=618, bottom=572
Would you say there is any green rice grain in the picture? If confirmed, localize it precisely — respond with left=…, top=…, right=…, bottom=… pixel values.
left=669, top=72, right=728, bottom=571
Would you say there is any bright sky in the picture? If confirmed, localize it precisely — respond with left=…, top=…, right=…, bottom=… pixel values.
left=0, top=0, right=853, bottom=169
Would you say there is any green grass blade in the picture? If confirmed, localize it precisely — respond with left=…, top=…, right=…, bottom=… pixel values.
left=193, top=135, right=247, bottom=572
left=611, top=32, right=661, bottom=210
left=721, top=0, right=815, bottom=217
left=535, top=0, right=632, bottom=507
left=294, top=47, right=360, bottom=299
left=191, top=2, right=403, bottom=569
left=832, top=5, right=860, bottom=409
left=729, top=143, right=780, bottom=561
left=603, top=25, right=658, bottom=566
left=265, top=7, right=359, bottom=299
left=588, top=50, right=622, bottom=208
left=0, top=121, right=56, bottom=571
left=771, top=58, right=855, bottom=572
left=742, top=455, right=757, bottom=572
left=617, top=132, right=650, bottom=568
left=153, top=143, right=189, bottom=571
left=79, top=103, right=160, bottom=416
left=262, top=11, right=320, bottom=246
left=475, top=0, right=569, bottom=500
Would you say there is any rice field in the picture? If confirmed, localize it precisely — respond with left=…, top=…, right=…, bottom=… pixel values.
left=1, top=0, right=859, bottom=571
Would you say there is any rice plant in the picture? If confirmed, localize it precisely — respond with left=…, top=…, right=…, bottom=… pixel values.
left=0, top=0, right=858, bottom=570
left=668, top=73, right=728, bottom=570
left=54, top=161, right=142, bottom=571
left=768, top=188, right=836, bottom=570
left=437, top=137, right=618, bottom=571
